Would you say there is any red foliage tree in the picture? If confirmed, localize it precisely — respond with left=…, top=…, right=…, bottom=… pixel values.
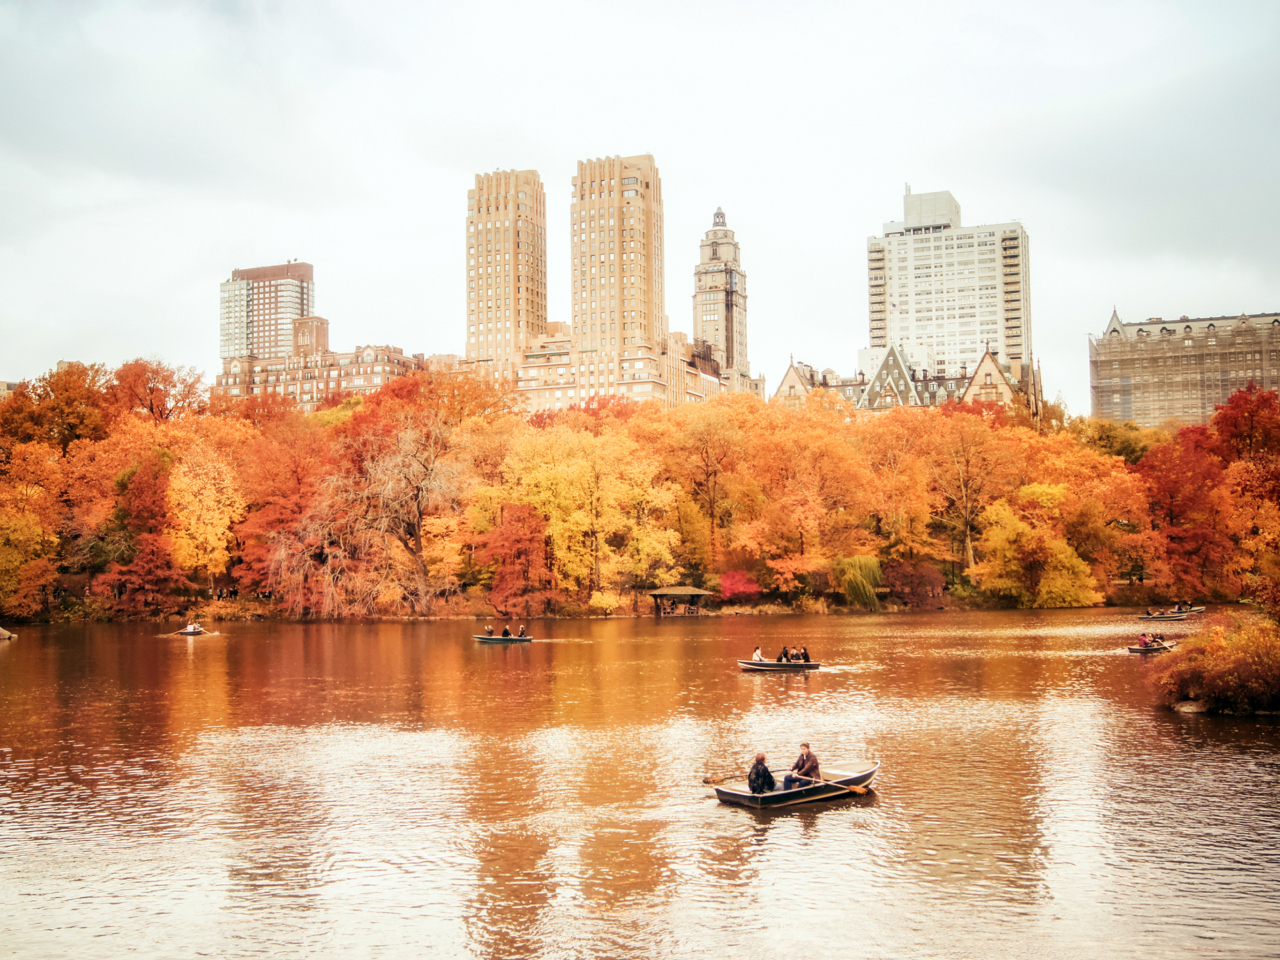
left=719, top=570, right=761, bottom=602
left=1211, top=382, right=1280, bottom=463
left=1135, top=429, right=1237, bottom=598
left=473, top=503, right=554, bottom=617
left=109, top=358, right=206, bottom=423
left=883, top=559, right=946, bottom=601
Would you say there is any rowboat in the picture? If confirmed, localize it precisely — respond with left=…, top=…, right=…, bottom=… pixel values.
left=714, top=760, right=879, bottom=808
left=175, top=627, right=206, bottom=636
left=1129, top=641, right=1178, bottom=654
left=474, top=635, right=532, bottom=643
left=1138, top=613, right=1188, bottom=622
left=738, top=659, right=820, bottom=672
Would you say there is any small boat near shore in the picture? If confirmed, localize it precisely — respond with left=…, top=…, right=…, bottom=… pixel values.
left=474, top=635, right=532, bottom=643
left=714, top=760, right=879, bottom=808
left=1129, top=641, right=1178, bottom=654
left=738, top=659, right=820, bottom=672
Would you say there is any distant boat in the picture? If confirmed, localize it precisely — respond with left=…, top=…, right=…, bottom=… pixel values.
left=474, top=635, right=532, bottom=643
left=738, top=659, right=819, bottom=672
left=175, top=625, right=206, bottom=636
left=714, top=760, right=879, bottom=808
left=0, top=626, right=15, bottom=641
left=1138, top=613, right=1188, bottom=622
left=1129, top=641, right=1178, bottom=654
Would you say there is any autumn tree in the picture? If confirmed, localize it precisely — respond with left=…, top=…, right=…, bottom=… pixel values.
left=0, top=362, right=114, bottom=453
left=109, top=358, right=207, bottom=423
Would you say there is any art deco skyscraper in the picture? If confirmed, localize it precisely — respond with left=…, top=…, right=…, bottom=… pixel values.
left=867, top=188, right=1031, bottom=375
left=219, top=262, right=315, bottom=360
left=569, top=155, right=665, bottom=354
left=692, top=207, right=750, bottom=376
left=465, top=169, right=547, bottom=375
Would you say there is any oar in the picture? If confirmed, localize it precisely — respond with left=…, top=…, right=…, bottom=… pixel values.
left=702, top=772, right=747, bottom=785
left=795, top=774, right=868, bottom=795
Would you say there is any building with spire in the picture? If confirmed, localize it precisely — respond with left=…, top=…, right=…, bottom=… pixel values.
left=1089, top=307, right=1280, bottom=426
left=691, top=208, right=763, bottom=396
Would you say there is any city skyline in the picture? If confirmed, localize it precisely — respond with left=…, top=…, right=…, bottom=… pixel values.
left=2, top=2, right=1279, bottom=416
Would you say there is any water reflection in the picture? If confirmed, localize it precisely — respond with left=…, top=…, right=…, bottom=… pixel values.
left=0, top=609, right=1277, bottom=958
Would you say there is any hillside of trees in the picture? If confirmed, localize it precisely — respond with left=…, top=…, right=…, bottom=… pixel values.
left=2, top=359, right=1279, bottom=622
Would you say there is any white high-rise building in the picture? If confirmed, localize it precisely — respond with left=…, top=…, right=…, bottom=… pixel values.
left=867, top=188, right=1030, bottom=376
left=219, top=262, right=315, bottom=361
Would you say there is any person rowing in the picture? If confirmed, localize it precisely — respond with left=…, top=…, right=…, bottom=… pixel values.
left=783, top=742, right=820, bottom=791
left=748, top=753, right=776, bottom=794
left=501, top=624, right=512, bottom=637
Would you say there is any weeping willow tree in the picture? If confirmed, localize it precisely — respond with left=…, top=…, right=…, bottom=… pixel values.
left=831, top=556, right=882, bottom=610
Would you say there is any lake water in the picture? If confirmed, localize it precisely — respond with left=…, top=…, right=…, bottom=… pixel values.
left=1, top=609, right=1278, bottom=959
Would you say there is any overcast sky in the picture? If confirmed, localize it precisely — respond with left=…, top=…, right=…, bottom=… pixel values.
left=2, top=0, right=1278, bottom=415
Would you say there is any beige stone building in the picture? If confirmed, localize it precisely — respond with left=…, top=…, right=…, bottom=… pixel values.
left=692, top=208, right=765, bottom=397
left=0, top=381, right=19, bottom=402
left=213, top=315, right=446, bottom=414
left=219, top=261, right=315, bottom=361
left=569, top=154, right=667, bottom=359
left=1089, top=309, right=1280, bottom=426
left=868, top=188, right=1030, bottom=376
left=464, top=169, right=548, bottom=378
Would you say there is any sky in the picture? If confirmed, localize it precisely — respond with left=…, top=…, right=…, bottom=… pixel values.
left=2, top=0, right=1278, bottom=415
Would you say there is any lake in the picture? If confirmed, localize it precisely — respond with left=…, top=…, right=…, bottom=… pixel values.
left=1, top=609, right=1277, bottom=959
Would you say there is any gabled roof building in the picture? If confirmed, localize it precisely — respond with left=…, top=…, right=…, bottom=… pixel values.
left=1089, top=309, right=1280, bottom=426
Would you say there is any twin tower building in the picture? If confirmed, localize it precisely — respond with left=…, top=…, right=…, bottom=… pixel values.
left=467, top=155, right=763, bottom=410
left=216, top=154, right=763, bottom=412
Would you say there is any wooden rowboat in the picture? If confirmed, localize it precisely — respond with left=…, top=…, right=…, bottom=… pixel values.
left=1138, top=613, right=1188, bottom=622
left=714, top=760, right=879, bottom=808
left=738, top=659, right=820, bottom=672
left=175, top=628, right=206, bottom=636
left=1129, top=641, right=1178, bottom=654
left=474, top=635, right=532, bottom=643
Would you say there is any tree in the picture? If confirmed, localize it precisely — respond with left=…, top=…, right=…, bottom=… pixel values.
left=109, top=358, right=206, bottom=423
left=968, top=486, right=1103, bottom=608
left=0, top=362, right=114, bottom=453
left=473, top=503, right=554, bottom=617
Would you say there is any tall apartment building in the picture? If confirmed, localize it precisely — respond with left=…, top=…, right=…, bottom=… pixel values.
left=570, top=154, right=667, bottom=359
left=868, top=188, right=1030, bottom=376
left=1089, top=309, right=1280, bottom=426
left=692, top=208, right=752, bottom=381
left=219, top=261, right=315, bottom=361
left=464, top=169, right=547, bottom=376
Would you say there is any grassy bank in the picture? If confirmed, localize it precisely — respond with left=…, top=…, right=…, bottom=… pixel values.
left=1151, top=619, right=1280, bottom=715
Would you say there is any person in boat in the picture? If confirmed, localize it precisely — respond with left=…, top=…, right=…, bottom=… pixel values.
left=501, top=624, right=512, bottom=637
left=748, top=753, right=776, bottom=794
left=752, top=646, right=764, bottom=661
left=517, top=625, right=527, bottom=638
left=783, top=743, right=820, bottom=791
left=185, top=621, right=200, bottom=634
left=1138, top=633, right=1150, bottom=648
left=800, top=647, right=811, bottom=663
left=484, top=624, right=494, bottom=636
left=776, top=647, right=788, bottom=662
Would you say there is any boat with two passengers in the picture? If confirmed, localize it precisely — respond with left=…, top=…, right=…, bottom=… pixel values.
left=738, top=658, right=820, bottom=672
left=713, top=760, right=879, bottom=808
left=1129, top=640, right=1179, bottom=655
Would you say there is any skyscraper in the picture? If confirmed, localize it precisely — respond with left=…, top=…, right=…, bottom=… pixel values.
left=464, top=169, right=547, bottom=376
left=867, top=188, right=1031, bottom=375
left=570, top=155, right=666, bottom=355
left=692, top=207, right=750, bottom=378
left=219, top=262, right=315, bottom=361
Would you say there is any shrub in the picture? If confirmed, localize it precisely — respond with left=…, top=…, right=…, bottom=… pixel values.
left=1151, top=620, right=1280, bottom=714
left=720, top=570, right=760, bottom=602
